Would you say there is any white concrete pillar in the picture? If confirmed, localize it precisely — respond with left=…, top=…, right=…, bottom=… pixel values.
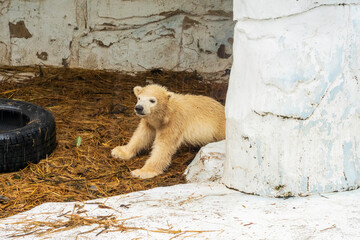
left=223, top=1, right=360, bottom=197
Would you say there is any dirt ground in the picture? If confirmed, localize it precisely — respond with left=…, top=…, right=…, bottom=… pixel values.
left=0, top=66, right=228, bottom=218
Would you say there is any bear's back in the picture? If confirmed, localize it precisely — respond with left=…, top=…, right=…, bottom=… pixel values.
left=169, top=94, right=225, bottom=146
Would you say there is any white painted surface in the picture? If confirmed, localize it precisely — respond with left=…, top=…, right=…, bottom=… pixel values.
left=184, top=140, right=225, bottom=183
left=224, top=2, right=360, bottom=196
left=0, top=0, right=234, bottom=73
left=0, top=0, right=10, bottom=65
left=1, top=183, right=360, bottom=239
left=233, top=0, right=360, bottom=20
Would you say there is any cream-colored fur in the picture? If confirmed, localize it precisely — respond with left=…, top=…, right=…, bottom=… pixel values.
left=111, top=84, right=225, bottom=179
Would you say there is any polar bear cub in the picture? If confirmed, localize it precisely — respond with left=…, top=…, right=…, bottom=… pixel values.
left=111, top=84, right=225, bottom=179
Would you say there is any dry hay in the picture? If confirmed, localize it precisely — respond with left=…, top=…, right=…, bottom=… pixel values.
left=6, top=202, right=218, bottom=238
left=0, top=66, right=228, bottom=219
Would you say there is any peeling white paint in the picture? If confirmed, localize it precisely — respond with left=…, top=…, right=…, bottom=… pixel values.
left=224, top=2, right=360, bottom=197
left=0, top=0, right=234, bottom=74
left=6, top=0, right=76, bottom=66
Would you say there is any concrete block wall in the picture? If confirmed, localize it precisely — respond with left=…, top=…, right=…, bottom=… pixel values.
left=0, top=0, right=234, bottom=73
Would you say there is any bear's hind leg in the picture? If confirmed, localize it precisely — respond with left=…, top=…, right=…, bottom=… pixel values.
left=112, top=119, right=155, bottom=160
left=131, top=130, right=182, bottom=179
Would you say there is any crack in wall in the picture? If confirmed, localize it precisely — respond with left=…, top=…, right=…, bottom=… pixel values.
left=96, top=9, right=186, bottom=22
left=69, top=0, right=88, bottom=68
left=252, top=70, right=339, bottom=121
left=0, top=41, right=9, bottom=64
left=95, top=9, right=232, bottom=23
left=91, top=10, right=232, bottom=32
left=176, top=15, right=186, bottom=70
left=242, top=2, right=360, bottom=21
left=254, top=110, right=310, bottom=121
left=92, top=10, right=186, bottom=32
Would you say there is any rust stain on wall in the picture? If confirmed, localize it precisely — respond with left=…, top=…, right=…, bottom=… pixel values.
left=160, top=9, right=186, bottom=18
left=207, top=10, right=233, bottom=17
left=217, top=44, right=231, bottom=59
left=183, top=16, right=200, bottom=30
left=9, top=21, right=32, bottom=39
left=92, top=39, right=113, bottom=48
left=36, top=52, right=48, bottom=61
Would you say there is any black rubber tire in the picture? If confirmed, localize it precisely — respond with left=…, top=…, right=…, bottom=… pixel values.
left=0, top=99, right=56, bottom=173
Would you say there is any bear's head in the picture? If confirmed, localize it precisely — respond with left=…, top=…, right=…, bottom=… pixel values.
left=133, top=84, right=174, bottom=118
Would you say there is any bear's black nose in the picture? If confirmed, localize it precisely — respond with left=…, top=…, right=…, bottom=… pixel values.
left=135, top=105, right=143, bottom=113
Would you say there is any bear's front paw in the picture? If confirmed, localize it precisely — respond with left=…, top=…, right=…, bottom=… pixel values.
left=111, top=146, right=134, bottom=160
left=131, top=168, right=162, bottom=179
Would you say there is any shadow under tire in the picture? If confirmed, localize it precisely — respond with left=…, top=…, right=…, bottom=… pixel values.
left=0, top=98, right=56, bottom=173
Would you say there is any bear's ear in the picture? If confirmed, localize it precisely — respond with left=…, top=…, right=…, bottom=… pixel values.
left=133, top=86, right=143, bottom=97
left=167, top=91, right=174, bottom=99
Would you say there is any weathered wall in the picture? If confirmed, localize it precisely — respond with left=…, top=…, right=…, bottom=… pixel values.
left=224, top=1, right=360, bottom=197
left=0, top=0, right=234, bottom=73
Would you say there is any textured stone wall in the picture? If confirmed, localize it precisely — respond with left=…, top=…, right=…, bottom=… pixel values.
left=0, top=0, right=234, bottom=73
left=224, top=1, right=360, bottom=197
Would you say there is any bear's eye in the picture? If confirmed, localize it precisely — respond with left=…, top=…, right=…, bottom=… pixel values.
left=150, top=99, right=156, bottom=103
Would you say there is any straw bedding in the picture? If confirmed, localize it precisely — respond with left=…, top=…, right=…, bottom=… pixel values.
left=0, top=66, right=227, bottom=219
